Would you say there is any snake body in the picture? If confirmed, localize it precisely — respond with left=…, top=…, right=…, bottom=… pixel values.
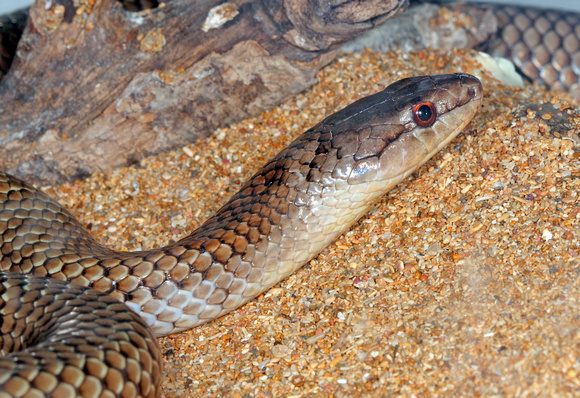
left=480, top=4, right=580, bottom=99
left=0, top=74, right=483, bottom=397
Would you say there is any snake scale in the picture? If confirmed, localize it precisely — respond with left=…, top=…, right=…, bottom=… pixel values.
left=0, top=73, right=483, bottom=397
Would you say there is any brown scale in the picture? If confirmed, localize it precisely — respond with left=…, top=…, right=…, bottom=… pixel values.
left=0, top=273, right=161, bottom=397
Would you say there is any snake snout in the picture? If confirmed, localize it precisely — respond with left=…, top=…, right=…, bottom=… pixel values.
left=458, top=73, right=484, bottom=102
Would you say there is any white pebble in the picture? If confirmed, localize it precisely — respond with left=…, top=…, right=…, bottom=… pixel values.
left=542, top=229, right=553, bottom=241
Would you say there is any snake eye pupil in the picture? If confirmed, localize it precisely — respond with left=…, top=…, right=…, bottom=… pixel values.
left=412, top=102, right=436, bottom=127
left=417, top=105, right=432, bottom=121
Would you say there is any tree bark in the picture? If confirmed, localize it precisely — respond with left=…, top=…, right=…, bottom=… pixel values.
left=0, top=0, right=407, bottom=185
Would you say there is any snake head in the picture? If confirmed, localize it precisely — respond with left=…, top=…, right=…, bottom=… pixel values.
left=320, top=73, right=483, bottom=186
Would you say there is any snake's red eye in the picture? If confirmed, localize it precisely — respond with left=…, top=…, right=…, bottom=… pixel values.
left=412, top=102, right=436, bottom=127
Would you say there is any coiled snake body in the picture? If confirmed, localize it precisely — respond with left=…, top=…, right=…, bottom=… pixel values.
left=0, top=74, right=483, bottom=397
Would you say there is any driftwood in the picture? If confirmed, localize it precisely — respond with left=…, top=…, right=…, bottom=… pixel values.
left=342, top=3, right=497, bottom=55
left=0, top=0, right=407, bottom=185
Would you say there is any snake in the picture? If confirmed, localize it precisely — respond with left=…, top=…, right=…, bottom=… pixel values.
left=0, top=73, right=483, bottom=397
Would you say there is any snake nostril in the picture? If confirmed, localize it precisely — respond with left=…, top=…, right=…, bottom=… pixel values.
left=468, top=87, right=477, bottom=99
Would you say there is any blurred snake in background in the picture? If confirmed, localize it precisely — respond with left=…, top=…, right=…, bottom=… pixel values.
left=0, top=0, right=577, bottom=397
